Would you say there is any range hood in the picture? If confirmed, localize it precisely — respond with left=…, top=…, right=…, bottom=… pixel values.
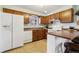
left=75, top=10, right=79, bottom=16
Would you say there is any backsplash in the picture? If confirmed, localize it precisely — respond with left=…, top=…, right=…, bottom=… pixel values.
left=62, top=23, right=76, bottom=28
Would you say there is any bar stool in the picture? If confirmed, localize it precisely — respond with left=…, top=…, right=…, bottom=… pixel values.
left=55, top=43, right=63, bottom=53
left=64, top=36, right=79, bottom=53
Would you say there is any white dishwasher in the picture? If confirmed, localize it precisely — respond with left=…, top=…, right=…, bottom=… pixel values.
left=24, top=30, right=32, bottom=43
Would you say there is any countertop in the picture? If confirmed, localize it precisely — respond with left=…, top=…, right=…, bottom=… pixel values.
left=24, top=25, right=44, bottom=31
left=48, top=30, right=79, bottom=40
left=24, top=27, right=45, bottom=31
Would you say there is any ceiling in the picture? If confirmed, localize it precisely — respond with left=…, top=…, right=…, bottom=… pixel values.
left=15, top=5, right=72, bottom=15
left=2, top=5, right=72, bottom=16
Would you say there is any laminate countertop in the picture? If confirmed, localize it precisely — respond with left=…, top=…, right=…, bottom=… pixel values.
left=24, top=27, right=45, bottom=31
left=48, top=30, right=79, bottom=40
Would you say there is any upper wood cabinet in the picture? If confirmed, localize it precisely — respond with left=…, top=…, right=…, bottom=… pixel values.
left=41, top=8, right=74, bottom=24
left=41, top=16, right=50, bottom=24
left=59, top=8, right=74, bottom=23
left=24, top=14, right=29, bottom=24
left=50, top=13, right=60, bottom=20
left=3, top=8, right=24, bottom=15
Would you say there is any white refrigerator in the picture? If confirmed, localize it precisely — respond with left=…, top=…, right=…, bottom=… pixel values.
left=0, top=13, right=24, bottom=52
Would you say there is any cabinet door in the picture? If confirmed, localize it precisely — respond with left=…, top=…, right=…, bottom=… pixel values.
left=44, top=29, right=48, bottom=39
left=37, top=29, right=43, bottom=40
left=54, top=13, right=60, bottom=19
left=32, top=30, right=38, bottom=41
left=50, top=13, right=60, bottom=20
left=38, top=29, right=48, bottom=40
left=41, top=29, right=45, bottom=39
left=24, top=14, right=29, bottom=24
left=41, top=16, right=50, bottom=24
left=59, top=8, right=73, bottom=23
left=32, top=29, right=44, bottom=41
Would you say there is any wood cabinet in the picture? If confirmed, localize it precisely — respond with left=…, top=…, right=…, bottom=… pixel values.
left=50, top=9, right=73, bottom=23
left=32, top=30, right=38, bottom=41
left=3, top=8, right=24, bottom=15
left=59, top=8, right=73, bottom=23
left=41, top=16, right=50, bottom=24
left=32, top=29, right=43, bottom=41
left=43, top=29, right=48, bottom=39
left=32, top=29, right=47, bottom=42
left=49, top=13, right=60, bottom=22
left=41, top=8, right=73, bottom=24
left=50, top=14, right=54, bottom=20
left=37, top=29, right=43, bottom=40
left=50, top=13, right=60, bottom=20
left=24, top=14, right=29, bottom=24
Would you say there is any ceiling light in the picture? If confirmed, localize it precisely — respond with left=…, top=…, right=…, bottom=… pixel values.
left=39, top=5, right=46, bottom=6
left=39, top=5, right=48, bottom=7
left=44, top=11, right=47, bottom=13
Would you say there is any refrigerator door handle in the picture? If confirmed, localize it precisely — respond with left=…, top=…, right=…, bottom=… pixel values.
left=2, top=25, right=10, bottom=28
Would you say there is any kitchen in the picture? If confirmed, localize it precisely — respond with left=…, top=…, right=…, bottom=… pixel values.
left=0, top=5, right=79, bottom=53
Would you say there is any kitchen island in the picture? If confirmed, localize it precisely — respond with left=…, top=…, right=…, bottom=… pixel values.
left=47, top=30, right=79, bottom=53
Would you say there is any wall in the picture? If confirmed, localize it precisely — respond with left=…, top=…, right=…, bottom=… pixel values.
left=0, top=6, right=3, bottom=12
left=76, top=5, right=79, bottom=21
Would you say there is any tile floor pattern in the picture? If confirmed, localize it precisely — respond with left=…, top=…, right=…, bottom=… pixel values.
left=4, top=39, right=47, bottom=53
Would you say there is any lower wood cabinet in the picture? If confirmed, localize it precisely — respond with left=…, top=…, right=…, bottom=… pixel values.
left=43, top=29, right=48, bottom=39
left=41, top=8, right=73, bottom=24
left=32, top=30, right=38, bottom=41
left=32, top=29, right=48, bottom=42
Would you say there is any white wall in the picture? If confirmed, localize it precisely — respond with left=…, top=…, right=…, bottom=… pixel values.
left=0, top=6, right=3, bottom=12
left=62, top=23, right=76, bottom=28
left=76, top=5, right=79, bottom=21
